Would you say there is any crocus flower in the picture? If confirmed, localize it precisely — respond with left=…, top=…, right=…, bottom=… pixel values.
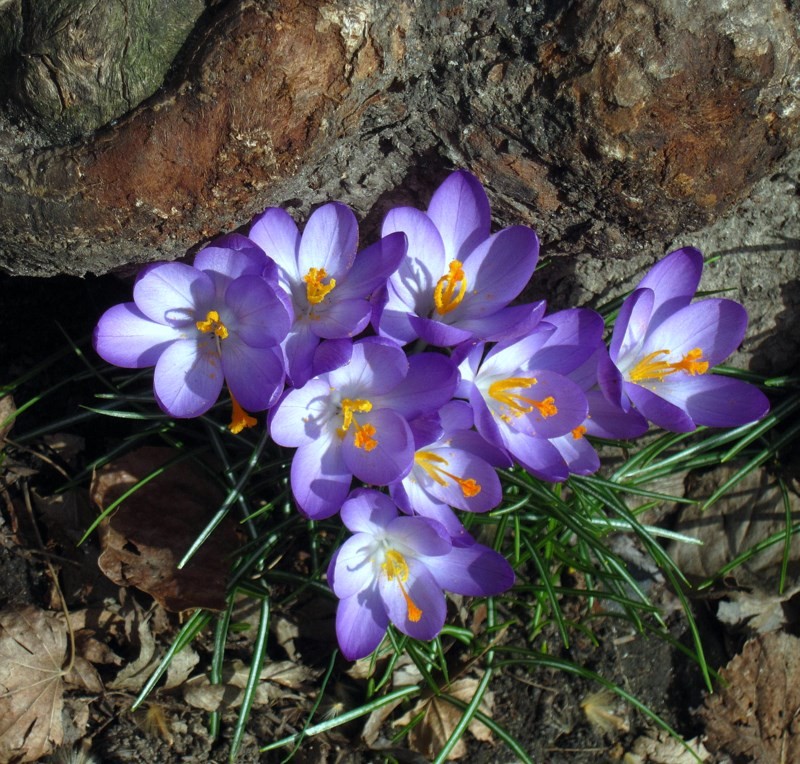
left=456, top=309, right=603, bottom=482
left=598, top=247, right=770, bottom=432
left=374, top=170, right=542, bottom=347
left=269, top=337, right=457, bottom=519
left=391, top=401, right=509, bottom=540
left=248, top=202, right=406, bottom=387
left=328, top=489, right=515, bottom=660
left=94, top=234, right=291, bottom=429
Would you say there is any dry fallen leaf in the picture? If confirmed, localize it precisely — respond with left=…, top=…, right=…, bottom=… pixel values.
left=91, top=446, right=239, bottom=611
left=625, top=728, right=711, bottom=763
left=701, top=632, right=800, bottom=763
left=0, top=606, right=66, bottom=762
left=394, top=676, right=494, bottom=760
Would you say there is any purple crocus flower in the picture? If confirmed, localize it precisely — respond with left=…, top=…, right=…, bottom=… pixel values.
left=328, top=489, right=515, bottom=660
left=269, top=337, right=457, bottom=519
left=94, top=234, right=291, bottom=430
left=391, top=401, right=510, bottom=540
left=598, top=247, right=770, bottom=432
left=374, top=170, right=542, bottom=347
left=456, top=309, right=603, bottom=482
left=248, top=202, right=406, bottom=387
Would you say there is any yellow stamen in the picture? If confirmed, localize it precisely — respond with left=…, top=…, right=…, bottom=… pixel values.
left=415, top=451, right=481, bottom=497
left=304, top=267, right=336, bottom=305
left=488, top=377, right=558, bottom=419
left=572, top=425, right=587, bottom=440
left=195, top=310, right=229, bottom=340
left=434, top=260, right=468, bottom=315
left=228, top=394, right=257, bottom=434
left=382, top=549, right=423, bottom=622
left=628, top=348, right=709, bottom=383
left=338, top=399, right=378, bottom=450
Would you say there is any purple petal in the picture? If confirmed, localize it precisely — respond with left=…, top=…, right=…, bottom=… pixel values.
left=336, top=588, right=389, bottom=661
left=328, top=337, right=408, bottom=396
left=448, top=428, right=512, bottom=468
left=291, top=435, right=352, bottom=519
left=222, top=342, right=285, bottom=411
left=269, top=378, right=333, bottom=447
left=312, top=298, right=371, bottom=339
left=502, top=428, right=570, bottom=482
left=597, top=349, right=628, bottom=411
left=584, top=390, right=648, bottom=439
left=652, top=374, right=769, bottom=428
left=342, top=409, right=414, bottom=485
left=248, top=207, right=301, bottom=284
left=153, top=338, right=223, bottom=418
left=550, top=431, right=600, bottom=476
left=283, top=323, right=319, bottom=388
left=637, top=247, right=703, bottom=333
left=424, top=543, right=515, bottom=596
left=134, top=262, right=214, bottom=326
left=610, top=287, right=654, bottom=363
left=335, top=232, right=407, bottom=300
left=374, top=300, right=420, bottom=346
left=410, top=314, right=474, bottom=347
left=341, top=488, right=398, bottom=533
left=312, top=338, right=353, bottom=377
left=330, top=534, right=379, bottom=598
left=377, top=353, right=458, bottom=420
left=625, top=382, right=696, bottom=433
left=380, top=560, right=446, bottom=641
left=456, top=302, right=546, bottom=344
left=94, top=303, right=180, bottom=368
left=641, top=298, right=748, bottom=368
left=386, top=515, right=452, bottom=557
left=457, top=226, right=539, bottom=318
left=427, top=170, right=491, bottom=262
left=225, top=276, right=291, bottom=347
left=298, top=202, right=359, bottom=278
left=193, top=237, right=268, bottom=282
left=438, top=400, right=474, bottom=432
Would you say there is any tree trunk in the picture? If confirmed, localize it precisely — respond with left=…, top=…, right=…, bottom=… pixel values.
left=1, top=0, right=798, bottom=276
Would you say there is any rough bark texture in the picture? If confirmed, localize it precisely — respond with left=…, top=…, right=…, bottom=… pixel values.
left=0, top=0, right=798, bottom=276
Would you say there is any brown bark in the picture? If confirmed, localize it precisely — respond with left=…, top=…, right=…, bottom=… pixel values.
left=0, top=0, right=798, bottom=276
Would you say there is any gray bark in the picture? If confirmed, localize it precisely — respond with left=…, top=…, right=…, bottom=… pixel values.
left=0, top=0, right=798, bottom=277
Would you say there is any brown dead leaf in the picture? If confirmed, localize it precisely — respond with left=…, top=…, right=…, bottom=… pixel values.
left=625, top=729, right=711, bottom=763
left=0, top=395, right=15, bottom=442
left=91, top=446, right=239, bottom=611
left=668, top=465, right=800, bottom=588
left=107, top=605, right=159, bottom=692
left=701, top=632, right=800, bottom=763
left=0, top=606, right=66, bottom=762
left=394, top=676, right=494, bottom=760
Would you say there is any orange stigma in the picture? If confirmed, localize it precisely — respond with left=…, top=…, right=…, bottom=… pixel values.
left=434, top=260, right=468, bottom=315
left=304, top=267, right=336, bottom=305
left=571, top=425, right=587, bottom=440
left=629, top=348, right=709, bottom=383
left=415, top=451, right=481, bottom=497
left=338, top=398, right=378, bottom=450
left=382, top=549, right=423, bottom=622
left=228, top=394, right=257, bottom=434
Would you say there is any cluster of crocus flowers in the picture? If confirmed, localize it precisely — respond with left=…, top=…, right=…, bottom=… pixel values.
left=94, top=170, right=770, bottom=661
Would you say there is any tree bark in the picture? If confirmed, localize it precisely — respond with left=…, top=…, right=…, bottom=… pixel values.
left=1, top=0, right=798, bottom=276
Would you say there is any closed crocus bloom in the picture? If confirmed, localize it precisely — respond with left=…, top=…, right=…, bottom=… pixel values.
left=269, top=337, right=458, bottom=519
left=328, top=489, right=515, bottom=661
left=375, top=170, right=543, bottom=347
left=93, top=234, right=291, bottom=430
left=598, top=247, right=769, bottom=432
left=249, top=202, right=407, bottom=387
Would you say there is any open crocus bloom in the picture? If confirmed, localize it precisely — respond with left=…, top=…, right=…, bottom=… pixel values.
left=457, top=308, right=602, bottom=482
left=249, top=202, right=407, bottom=387
left=328, top=489, right=515, bottom=660
left=375, top=170, right=542, bottom=347
left=599, top=247, right=769, bottom=432
left=269, top=337, right=457, bottom=519
left=93, top=235, right=291, bottom=427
